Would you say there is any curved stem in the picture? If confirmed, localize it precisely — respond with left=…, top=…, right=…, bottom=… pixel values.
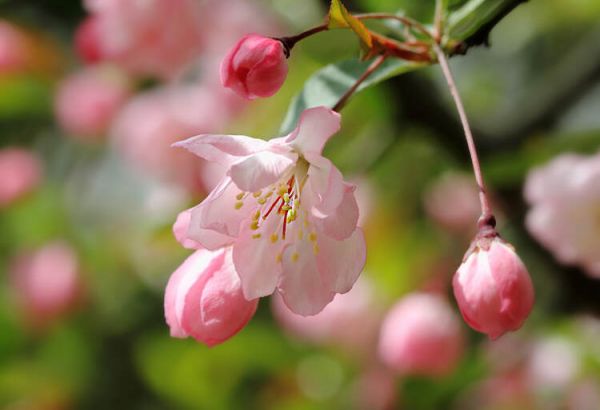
left=332, top=54, right=388, bottom=112
left=354, top=12, right=433, bottom=39
left=432, top=43, right=494, bottom=226
left=278, top=24, right=329, bottom=55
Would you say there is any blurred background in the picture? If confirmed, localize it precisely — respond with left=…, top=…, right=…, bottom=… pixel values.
left=0, top=0, right=599, bottom=408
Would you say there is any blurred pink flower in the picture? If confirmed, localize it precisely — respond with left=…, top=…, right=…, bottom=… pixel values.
left=0, top=148, right=42, bottom=207
left=424, top=171, right=480, bottom=234
left=74, top=16, right=103, bottom=64
left=352, top=367, right=398, bottom=410
left=271, top=276, right=380, bottom=355
left=83, top=0, right=203, bottom=79
left=10, top=242, right=82, bottom=327
left=175, top=107, right=366, bottom=315
left=110, top=84, right=235, bottom=192
left=378, top=292, right=464, bottom=377
left=164, top=247, right=258, bottom=346
left=221, top=34, right=288, bottom=100
left=453, top=237, right=534, bottom=339
left=524, top=152, right=600, bottom=278
left=0, top=20, right=28, bottom=73
left=525, top=336, right=581, bottom=392
left=54, top=66, right=130, bottom=140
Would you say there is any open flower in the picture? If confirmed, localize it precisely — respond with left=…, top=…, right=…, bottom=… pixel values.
left=174, top=106, right=366, bottom=315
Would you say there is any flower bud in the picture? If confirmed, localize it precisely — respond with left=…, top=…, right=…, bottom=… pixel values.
left=164, top=247, right=258, bottom=346
left=378, top=292, right=464, bottom=377
left=453, top=237, right=534, bottom=339
left=220, top=34, right=288, bottom=100
left=75, top=16, right=103, bottom=64
left=0, top=148, right=42, bottom=207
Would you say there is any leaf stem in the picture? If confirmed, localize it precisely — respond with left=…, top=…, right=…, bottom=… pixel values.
left=354, top=13, right=432, bottom=39
left=432, top=43, right=495, bottom=228
left=332, top=54, right=388, bottom=112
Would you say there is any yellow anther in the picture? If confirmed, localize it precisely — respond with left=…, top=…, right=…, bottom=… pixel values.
left=250, top=221, right=259, bottom=230
left=278, top=186, right=287, bottom=195
left=283, top=193, right=290, bottom=203
left=270, top=234, right=279, bottom=243
left=236, top=193, right=244, bottom=200
left=313, top=244, right=319, bottom=254
left=257, top=197, right=266, bottom=205
left=234, top=201, right=244, bottom=210
left=304, top=219, right=310, bottom=228
left=291, top=252, right=299, bottom=263
left=252, top=233, right=261, bottom=239
left=281, top=205, right=291, bottom=211
left=309, top=232, right=317, bottom=242
left=298, top=228, right=304, bottom=240
left=286, top=213, right=296, bottom=223
left=253, top=210, right=261, bottom=220
left=265, top=191, right=273, bottom=198
left=253, top=191, right=262, bottom=198
left=276, top=253, right=282, bottom=263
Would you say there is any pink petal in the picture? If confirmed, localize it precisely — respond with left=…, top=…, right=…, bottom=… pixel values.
left=279, top=239, right=335, bottom=316
left=164, top=249, right=222, bottom=338
left=187, top=177, right=251, bottom=239
left=232, top=214, right=283, bottom=300
left=181, top=249, right=258, bottom=346
left=228, top=150, right=296, bottom=193
left=317, top=228, right=366, bottom=294
left=173, top=209, right=201, bottom=249
left=285, top=107, right=341, bottom=155
left=173, top=133, right=269, bottom=166
left=304, top=152, right=345, bottom=215
left=314, top=183, right=359, bottom=240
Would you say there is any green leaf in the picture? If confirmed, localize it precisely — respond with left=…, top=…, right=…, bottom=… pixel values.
left=280, top=59, right=424, bottom=133
left=328, top=0, right=373, bottom=50
left=447, top=0, right=524, bottom=42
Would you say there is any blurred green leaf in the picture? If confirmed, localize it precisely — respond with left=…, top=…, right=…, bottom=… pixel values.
left=281, top=59, right=423, bottom=133
left=447, top=0, right=524, bottom=42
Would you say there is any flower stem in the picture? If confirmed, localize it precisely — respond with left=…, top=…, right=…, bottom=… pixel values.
left=432, top=43, right=495, bottom=228
left=279, top=24, right=329, bottom=56
left=333, top=54, right=387, bottom=112
left=354, top=13, right=432, bottom=38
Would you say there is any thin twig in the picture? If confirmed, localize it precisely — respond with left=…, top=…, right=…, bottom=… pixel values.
left=279, top=24, right=329, bottom=55
left=332, top=54, right=388, bottom=112
left=432, top=43, right=494, bottom=226
left=354, top=13, right=432, bottom=39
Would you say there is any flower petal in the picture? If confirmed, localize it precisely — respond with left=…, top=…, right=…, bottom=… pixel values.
left=164, top=249, right=221, bottom=338
left=304, top=152, right=345, bottom=215
left=314, top=183, right=359, bottom=240
left=232, top=213, right=283, bottom=300
left=279, top=238, right=335, bottom=316
left=285, top=107, right=341, bottom=155
left=187, top=177, right=252, bottom=240
left=229, top=150, right=297, bottom=193
left=173, top=134, right=269, bottom=166
left=317, top=228, right=366, bottom=294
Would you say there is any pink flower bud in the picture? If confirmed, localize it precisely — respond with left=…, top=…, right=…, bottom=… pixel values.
left=453, top=237, right=534, bottom=340
left=75, top=16, right=103, bottom=64
left=10, top=242, right=82, bottom=327
left=54, top=66, right=130, bottom=141
left=0, top=148, right=42, bottom=207
left=220, top=34, right=288, bottom=100
left=378, top=292, right=464, bottom=377
left=164, top=247, right=258, bottom=346
left=0, top=20, right=29, bottom=73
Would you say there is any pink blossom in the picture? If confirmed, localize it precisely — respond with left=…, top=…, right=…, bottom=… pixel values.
left=164, top=247, right=258, bottom=346
left=524, top=152, right=600, bottom=278
left=424, top=172, right=481, bottom=234
left=0, top=148, right=42, bottom=207
left=221, top=34, right=288, bottom=100
left=271, top=276, right=380, bottom=355
left=10, top=242, right=82, bottom=327
left=175, top=106, right=366, bottom=315
left=83, top=0, right=203, bottom=79
left=54, top=66, right=130, bottom=140
left=352, top=367, right=398, bottom=410
left=74, top=16, right=103, bottom=64
left=453, top=237, right=534, bottom=339
left=110, top=85, right=234, bottom=192
left=0, top=20, right=28, bottom=73
left=378, top=292, right=464, bottom=377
